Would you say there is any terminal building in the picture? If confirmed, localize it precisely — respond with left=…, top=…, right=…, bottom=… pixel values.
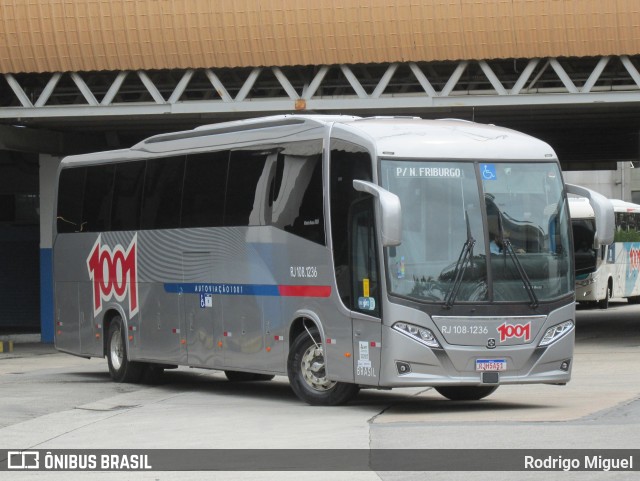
left=1, top=0, right=639, bottom=339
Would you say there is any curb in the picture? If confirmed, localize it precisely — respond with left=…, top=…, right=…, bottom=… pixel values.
left=0, top=333, right=41, bottom=344
left=0, top=334, right=47, bottom=355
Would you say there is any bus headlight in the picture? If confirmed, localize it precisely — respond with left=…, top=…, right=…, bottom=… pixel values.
left=392, top=322, right=440, bottom=348
left=538, top=320, right=574, bottom=347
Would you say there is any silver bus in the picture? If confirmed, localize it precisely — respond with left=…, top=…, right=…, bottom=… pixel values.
left=53, top=115, right=614, bottom=405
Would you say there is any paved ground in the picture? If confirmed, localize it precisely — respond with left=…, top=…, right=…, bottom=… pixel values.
left=0, top=300, right=638, bottom=480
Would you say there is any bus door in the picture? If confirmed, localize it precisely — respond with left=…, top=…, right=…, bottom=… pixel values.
left=221, top=288, right=283, bottom=373
left=260, top=295, right=284, bottom=371
left=54, top=237, right=98, bottom=356
left=182, top=252, right=223, bottom=369
left=78, top=281, right=102, bottom=357
left=221, top=280, right=270, bottom=371
left=54, top=281, right=80, bottom=353
left=140, top=279, right=184, bottom=365
left=349, top=198, right=382, bottom=385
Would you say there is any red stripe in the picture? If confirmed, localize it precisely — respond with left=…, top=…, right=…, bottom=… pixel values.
left=278, top=285, right=331, bottom=298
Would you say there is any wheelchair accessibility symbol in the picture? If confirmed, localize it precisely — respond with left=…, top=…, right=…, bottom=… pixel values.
left=481, top=164, right=497, bottom=180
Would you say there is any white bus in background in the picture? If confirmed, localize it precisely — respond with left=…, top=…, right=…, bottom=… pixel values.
left=570, top=197, right=640, bottom=308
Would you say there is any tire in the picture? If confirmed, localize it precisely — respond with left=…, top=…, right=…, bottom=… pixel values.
left=627, top=296, right=640, bottom=305
left=287, top=327, right=359, bottom=406
left=435, top=385, right=498, bottom=401
left=106, top=316, right=144, bottom=383
left=224, top=370, right=275, bottom=382
left=598, top=281, right=611, bottom=309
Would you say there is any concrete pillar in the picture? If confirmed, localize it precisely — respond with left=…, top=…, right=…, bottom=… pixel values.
left=39, top=154, right=61, bottom=343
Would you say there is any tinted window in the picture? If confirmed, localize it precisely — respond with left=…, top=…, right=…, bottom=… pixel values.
left=181, top=151, right=228, bottom=228
left=225, top=149, right=271, bottom=226
left=83, top=164, right=115, bottom=232
left=56, top=167, right=86, bottom=233
left=111, top=161, right=145, bottom=231
left=270, top=140, right=325, bottom=244
left=350, top=198, right=380, bottom=316
left=329, top=140, right=373, bottom=306
left=141, top=156, right=185, bottom=230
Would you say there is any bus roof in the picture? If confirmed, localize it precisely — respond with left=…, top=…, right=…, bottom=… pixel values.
left=60, top=114, right=557, bottom=167
left=609, top=198, right=640, bottom=214
left=568, top=197, right=595, bottom=219
left=334, top=117, right=557, bottom=160
left=570, top=197, right=640, bottom=219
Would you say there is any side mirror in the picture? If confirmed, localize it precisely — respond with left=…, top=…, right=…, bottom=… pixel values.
left=566, top=184, right=614, bottom=246
left=353, top=180, right=402, bottom=247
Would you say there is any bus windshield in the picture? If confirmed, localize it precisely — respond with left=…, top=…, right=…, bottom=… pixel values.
left=381, top=160, right=573, bottom=304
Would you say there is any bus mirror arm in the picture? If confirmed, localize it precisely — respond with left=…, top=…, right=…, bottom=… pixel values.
left=353, top=180, right=402, bottom=247
left=566, top=184, right=615, bottom=246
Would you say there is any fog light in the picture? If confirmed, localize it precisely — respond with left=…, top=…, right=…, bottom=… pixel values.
left=396, top=361, right=411, bottom=375
left=560, top=359, right=571, bottom=372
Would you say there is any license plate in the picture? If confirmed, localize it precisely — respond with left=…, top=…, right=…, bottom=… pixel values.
left=475, top=359, right=507, bottom=371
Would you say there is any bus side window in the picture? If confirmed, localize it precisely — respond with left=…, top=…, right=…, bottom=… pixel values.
left=111, top=161, right=145, bottom=231
left=141, top=156, right=185, bottom=230
left=226, top=149, right=270, bottom=226
left=83, top=164, right=115, bottom=232
left=182, top=151, right=229, bottom=228
left=270, top=140, right=325, bottom=245
left=56, top=167, right=86, bottom=233
left=330, top=139, right=373, bottom=309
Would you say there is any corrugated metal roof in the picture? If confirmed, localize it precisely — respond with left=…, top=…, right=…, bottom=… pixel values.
left=0, top=0, right=639, bottom=74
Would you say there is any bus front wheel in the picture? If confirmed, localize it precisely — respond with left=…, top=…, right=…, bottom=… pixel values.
left=287, top=328, right=359, bottom=406
left=435, top=385, right=498, bottom=401
left=106, top=316, right=144, bottom=383
left=598, top=280, right=612, bottom=309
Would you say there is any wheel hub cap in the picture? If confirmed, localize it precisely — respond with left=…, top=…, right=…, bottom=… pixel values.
left=301, top=345, right=336, bottom=391
left=110, top=329, right=123, bottom=370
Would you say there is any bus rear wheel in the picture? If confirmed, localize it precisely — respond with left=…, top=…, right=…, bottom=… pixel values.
left=435, top=385, right=498, bottom=401
left=106, top=316, right=144, bottom=383
left=287, top=328, right=359, bottom=405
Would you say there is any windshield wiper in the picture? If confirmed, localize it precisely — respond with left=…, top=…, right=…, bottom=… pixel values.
left=497, top=213, right=539, bottom=309
left=444, top=212, right=475, bottom=309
